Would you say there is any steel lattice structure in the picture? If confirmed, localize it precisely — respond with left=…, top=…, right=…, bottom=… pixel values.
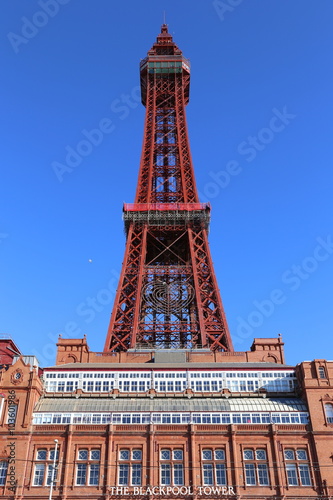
left=104, top=25, right=233, bottom=352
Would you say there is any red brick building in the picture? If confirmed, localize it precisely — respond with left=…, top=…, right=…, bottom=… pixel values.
left=1, top=25, right=333, bottom=500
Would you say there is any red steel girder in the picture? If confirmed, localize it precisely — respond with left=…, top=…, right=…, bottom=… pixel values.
left=104, top=25, right=233, bottom=353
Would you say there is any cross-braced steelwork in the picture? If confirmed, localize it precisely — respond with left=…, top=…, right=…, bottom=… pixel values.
left=104, top=25, right=233, bottom=352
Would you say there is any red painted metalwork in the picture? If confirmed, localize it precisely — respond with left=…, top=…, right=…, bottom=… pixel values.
left=104, top=25, right=233, bottom=352
left=124, top=203, right=210, bottom=212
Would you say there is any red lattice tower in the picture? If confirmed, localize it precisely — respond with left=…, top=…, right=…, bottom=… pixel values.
left=104, top=25, right=233, bottom=352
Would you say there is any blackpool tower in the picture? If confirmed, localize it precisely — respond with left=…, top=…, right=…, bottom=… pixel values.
left=104, top=25, right=233, bottom=353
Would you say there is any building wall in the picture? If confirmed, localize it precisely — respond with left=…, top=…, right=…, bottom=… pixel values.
left=1, top=345, right=333, bottom=499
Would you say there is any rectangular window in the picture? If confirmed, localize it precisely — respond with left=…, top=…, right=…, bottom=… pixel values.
left=102, top=413, right=111, bottom=424
left=244, top=448, right=269, bottom=486
left=139, top=381, right=145, bottom=391
left=212, top=414, right=221, bottom=424
left=161, top=464, right=171, bottom=485
left=203, top=381, right=210, bottom=391
left=181, top=414, right=190, bottom=424
left=261, top=413, right=270, bottom=423
left=258, top=464, right=269, bottom=485
left=284, top=448, right=311, bottom=486
left=89, top=464, right=99, bottom=485
left=58, top=381, right=65, bottom=391
left=0, top=461, right=8, bottom=486
left=131, top=381, right=138, bottom=391
left=174, top=464, right=184, bottom=485
left=66, top=381, right=73, bottom=392
left=215, top=464, right=226, bottom=485
left=142, top=414, right=150, bottom=424
left=47, top=464, right=56, bottom=486
left=76, top=463, right=87, bottom=485
left=202, top=447, right=227, bottom=486
left=299, top=464, right=311, bottom=486
left=48, top=381, right=57, bottom=391
left=132, top=464, right=142, bottom=485
left=221, top=414, right=231, bottom=424
left=286, top=463, right=298, bottom=485
left=33, top=447, right=60, bottom=486
left=245, top=463, right=256, bottom=485
left=119, top=464, right=129, bottom=485
left=33, top=463, right=45, bottom=486
left=118, top=449, right=142, bottom=486
left=203, top=464, right=213, bottom=485
left=160, top=448, right=184, bottom=486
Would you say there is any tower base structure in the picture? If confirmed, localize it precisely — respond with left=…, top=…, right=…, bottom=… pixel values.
left=1, top=334, right=333, bottom=498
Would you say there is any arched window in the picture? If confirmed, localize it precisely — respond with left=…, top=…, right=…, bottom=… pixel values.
left=325, top=403, right=333, bottom=424
left=318, top=366, right=326, bottom=379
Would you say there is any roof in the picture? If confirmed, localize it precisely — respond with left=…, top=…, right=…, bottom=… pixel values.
left=34, top=397, right=307, bottom=413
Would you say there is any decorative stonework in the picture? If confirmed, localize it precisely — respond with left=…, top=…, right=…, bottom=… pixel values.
left=11, top=368, right=23, bottom=385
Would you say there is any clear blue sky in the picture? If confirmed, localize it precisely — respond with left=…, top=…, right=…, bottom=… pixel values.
left=1, top=0, right=332, bottom=367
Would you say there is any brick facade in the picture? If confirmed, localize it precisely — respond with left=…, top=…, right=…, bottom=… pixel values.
left=1, top=337, right=333, bottom=499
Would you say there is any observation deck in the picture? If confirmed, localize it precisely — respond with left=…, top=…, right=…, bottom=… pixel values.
left=123, top=203, right=211, bottom=232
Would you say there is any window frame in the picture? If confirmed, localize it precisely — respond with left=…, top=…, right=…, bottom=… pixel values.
left=284, top=448, right=312, bottom=487
left=118, top=448, right=143, bottom=486
left=75, top=448, right=101, bottom=487
left=32, top=447, right=59, bottom=487
left=201, top=448, right=227, bottom=486
left=324, top=403, right=333, bottom=424
left=160, top=448, right=184, bottom=486
left=243, top=448, right=270, bottom=486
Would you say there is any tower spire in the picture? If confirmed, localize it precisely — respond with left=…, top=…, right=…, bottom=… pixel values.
left=104, top=27, right=233, bottom=353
